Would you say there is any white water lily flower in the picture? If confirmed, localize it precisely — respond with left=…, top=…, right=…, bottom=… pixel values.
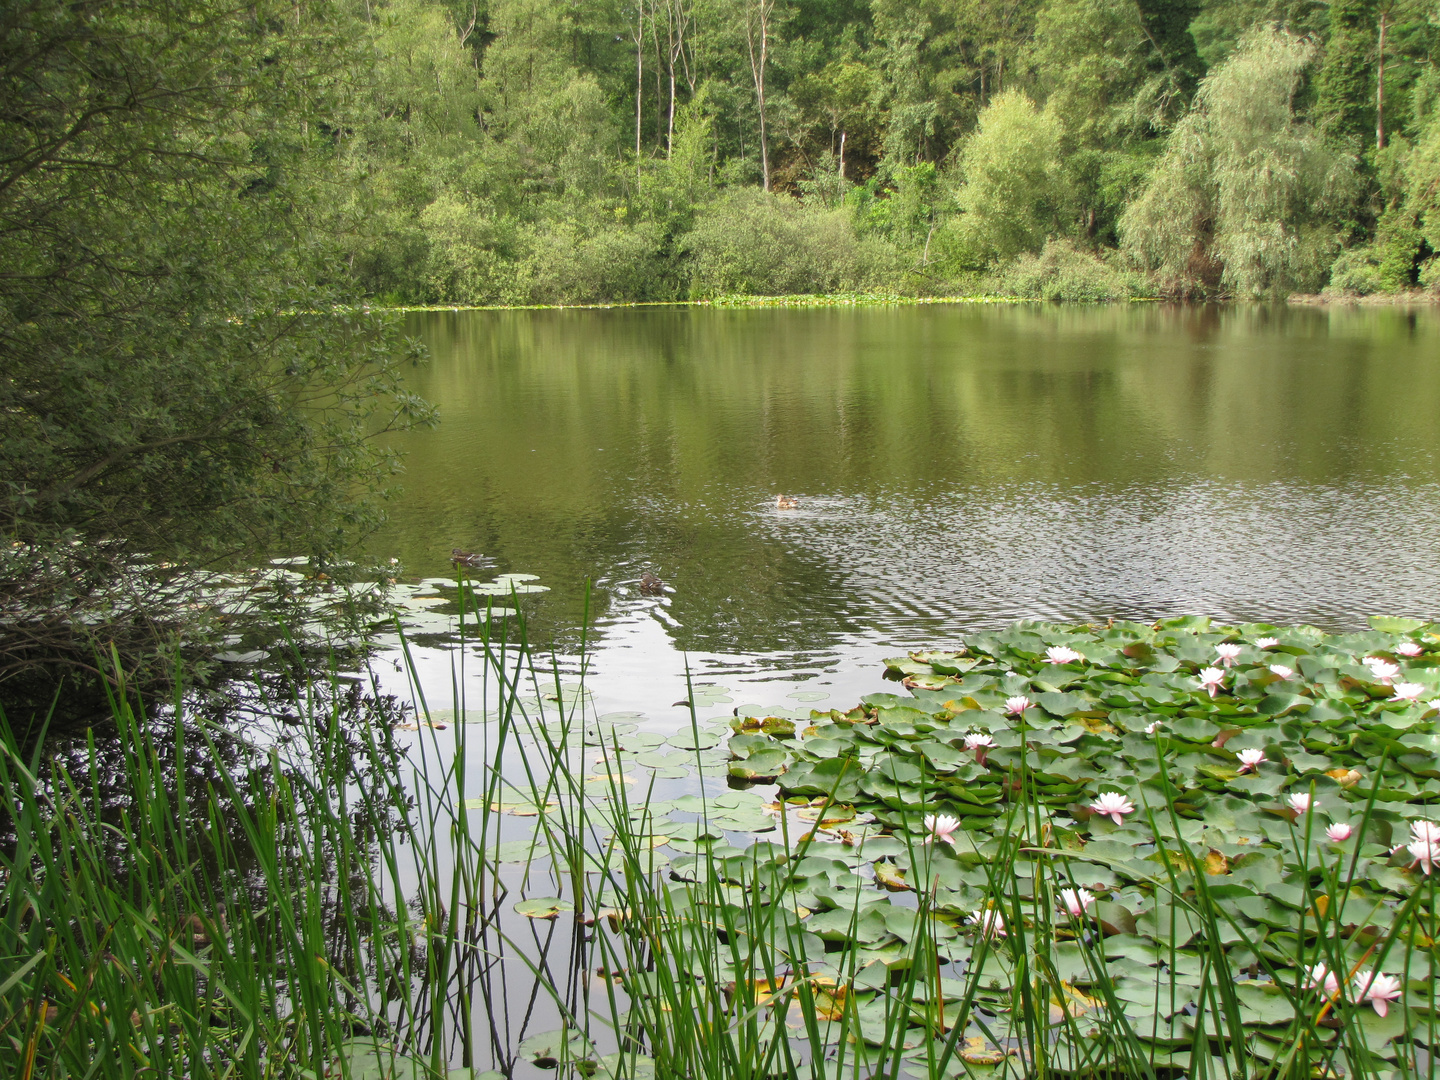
left=1144, top=720, right=1161, bottom=735
left=1354, top=970, right=1403, bottom=1017
left=1268, top=664, right=1295, bottom=679
left=1215, top=643, right=1242, bottom=667
left=969, top=908, right=1006, bottom=939
left=1090, top=791, right=1135, bottom=825
left=1235, top=748, right=1266, bottom=774
left=1045, top=645, right=1084, bottom=665
left=1197, top=667, right=1226, bottom=697
left=1057, top=888, right=1095, bottom=917
left=1254, top=637, right=1279, bottom=649
left=1364, top=657, right=1400, bottom=684
left=924, top=813, right=962, bottom=848
left=1425, top=699, right=1440, bottom=712
left=1286, top=792, right=1315, bottom=815
left=1406, top=840, right=1440, bottom=875
left=1411, top=820, right=1440, bottom=845
left=1304, top=962, right=1340, bottom=997
left=1392, top=682, right=1426, bottom=702
left=1325, top=822, right=1353, bottom=842
left=1005, top=695, right=1032, bottom=716
left=1396, top=641, right=1423, bottom=657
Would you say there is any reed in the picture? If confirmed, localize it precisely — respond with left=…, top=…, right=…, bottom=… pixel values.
left=1, top=612, right=1433, bottom=1079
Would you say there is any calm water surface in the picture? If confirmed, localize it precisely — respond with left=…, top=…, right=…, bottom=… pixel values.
left=369, top=303, right=1440, bottom=709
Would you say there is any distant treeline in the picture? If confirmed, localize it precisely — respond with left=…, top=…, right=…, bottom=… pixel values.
left=330, top=0, right=1440, bottom=301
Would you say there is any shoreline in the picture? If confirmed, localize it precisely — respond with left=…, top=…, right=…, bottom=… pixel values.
left=360, top=291, right=1439, bottom=313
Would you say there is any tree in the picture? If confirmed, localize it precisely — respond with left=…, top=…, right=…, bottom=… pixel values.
left=1121, top=28, right=1356, bottom=296
left=952, top=90, right=1065, bottom=262
left=0, top=1, right=434, bottom=560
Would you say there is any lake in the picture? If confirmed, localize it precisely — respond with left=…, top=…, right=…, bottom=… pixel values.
left=369, top=302, right=1440, bottom=710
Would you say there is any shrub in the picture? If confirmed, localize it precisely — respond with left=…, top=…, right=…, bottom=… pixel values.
left=1325, top=245, right=1386, bottom=295
left=520, top=221, right=673, bottom=304
left=683, top=189, right=902, bottom=296
left=994, top=238, right=1149, bottom=300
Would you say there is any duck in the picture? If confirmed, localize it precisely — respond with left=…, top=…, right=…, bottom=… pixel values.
left=639, top=571, right=666, bottom=595
left=451, top=548, right=490, bottom=567
left=776, top=494, right=799, bottom=510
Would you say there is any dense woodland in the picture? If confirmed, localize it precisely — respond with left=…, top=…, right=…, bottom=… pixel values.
left=330, top=0, right=1440, bottom=301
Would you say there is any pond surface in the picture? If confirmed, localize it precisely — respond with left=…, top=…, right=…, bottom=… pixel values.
left=370, top=303, right=1440, bottom=707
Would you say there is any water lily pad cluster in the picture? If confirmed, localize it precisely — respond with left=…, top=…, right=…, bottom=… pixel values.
left=686, top=617, right=1440, bottom=1074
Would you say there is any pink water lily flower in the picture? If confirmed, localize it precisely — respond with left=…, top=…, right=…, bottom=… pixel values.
left=1057, top=887, right=1095, bottom=917
left=1286, top=792, right=1315, bottom=815
left=1354, top=970, right=1403, bottom=1017
left=1215, top=643, right=1242, bottom=667
left=1396, top=641, right=1423, bottom=657
left=1304, top=962, right=1340, bottom=997
left=1406, top=839, right=1440, bottom=875
left=1005, top=695, right=1033, bottom=716
left=1325, top=822, right=1353, bottom=842
left=1197, top=667, right=1226, bottom=697
left=1045, top=645, right=1084, bottom=665
left=1235, top=748, right=1266, bottom=774
left=964, top=732, right=995, bottom=765
left=1268, top=664, right=1295, bottom=679
left=1392, top=682, right=1426, bottom=702
left=969, top=908, right=1006, bottom=939
left=924, top=813, right=962, bottom=849
left=1364, top=657, right=1400, bottom=684
left=1090, top=791, right=1135, bottom=825
left=1254, top=637, right=1280, bottom=649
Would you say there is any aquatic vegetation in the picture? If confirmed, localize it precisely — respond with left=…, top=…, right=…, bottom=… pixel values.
left=6, top=613, right=1440, bottom=1080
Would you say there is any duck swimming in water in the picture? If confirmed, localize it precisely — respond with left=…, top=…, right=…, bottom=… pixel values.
left=776, top=494, right=799, bottom=510
left=639, top=571, right=666, bottom=595
left=451, top=548, right=490, bottom=567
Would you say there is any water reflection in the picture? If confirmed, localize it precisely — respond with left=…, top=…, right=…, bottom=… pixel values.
left=373, top=303, right=1440, bottom=667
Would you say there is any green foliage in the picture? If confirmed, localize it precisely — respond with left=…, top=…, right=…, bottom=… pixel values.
left=683, top=190, right=902, bottom=296
left=1121, top=29, right=1357, bottom=297
left=0, top=0, right=434, bottom=561
left=952, top=91, right=1065, bottom=264
left=993, top=239, right=1150, bottom=299
left=1316, top=0, right=1379, bottom=147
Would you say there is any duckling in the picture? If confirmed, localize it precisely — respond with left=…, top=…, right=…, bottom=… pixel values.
left=776, top=494, right=799, bottom=510
left=451, top=548, right=490, bottom=567
left=639, top=571, right=666, bottom=595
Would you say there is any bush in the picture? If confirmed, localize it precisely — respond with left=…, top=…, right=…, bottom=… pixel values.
left=683, top=189, right=902, bottom=296
left=520, top=221, right=674, bottom=304
left=1325, top=245, right=1385, bottom=295
left=993, top=238, right=1149, bottom=300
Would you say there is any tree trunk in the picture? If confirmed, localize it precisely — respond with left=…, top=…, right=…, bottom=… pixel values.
left=1376, top=11, right=1388, bottom=150
left=838, top=131, right=846, bottom=179
left=745, top=0, right=772, bottom=190
left=634, top=0, right=644, bottom=188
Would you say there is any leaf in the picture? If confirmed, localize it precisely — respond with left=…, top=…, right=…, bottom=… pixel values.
left=514, top=897, right=573, bottom=919
left=1369, top=616, right=1426, bottom=635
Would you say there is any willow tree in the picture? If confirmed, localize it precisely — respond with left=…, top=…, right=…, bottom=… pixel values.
left=0, top=0, right=433, bottom=560
left=1120, top=29, right=1356, bottom=297
left=0, top=0, right=434, bottom=700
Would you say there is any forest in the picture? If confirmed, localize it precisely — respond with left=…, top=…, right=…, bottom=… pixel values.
left=332, top=0, right=1440, bottom=302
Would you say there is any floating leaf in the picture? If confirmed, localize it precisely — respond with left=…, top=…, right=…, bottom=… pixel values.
left=514, top=897, right=573, bottom=920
